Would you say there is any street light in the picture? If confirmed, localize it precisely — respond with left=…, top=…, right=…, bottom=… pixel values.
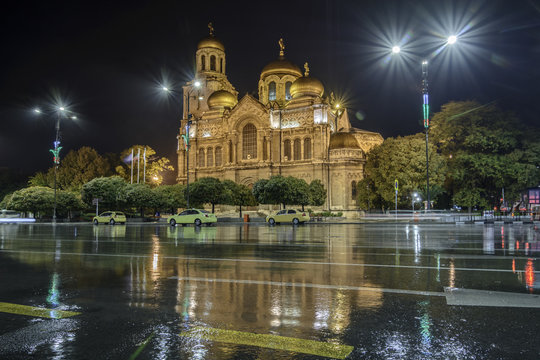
left=391, top=34, right=458, bottom=211
left=34, top=105, right=75, bottom=223
left=162, top=80, right=202, bottom=209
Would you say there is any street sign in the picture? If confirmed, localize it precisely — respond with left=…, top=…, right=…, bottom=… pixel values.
left=394, top=179, right=399, bottom=192
left=92, top=198, right=101, bottom=205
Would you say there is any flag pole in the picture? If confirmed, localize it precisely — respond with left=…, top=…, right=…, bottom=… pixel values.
left=137, top=148, right=141, bottom=184
left=143, top=147, right=147, bottom=184
left=130, top=149, right=134, bottom=184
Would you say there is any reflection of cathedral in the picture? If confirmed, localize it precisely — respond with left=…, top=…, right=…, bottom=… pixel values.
left=177, top=25, right=383, bottom=210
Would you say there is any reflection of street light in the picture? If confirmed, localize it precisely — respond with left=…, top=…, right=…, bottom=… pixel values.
left=391, top=35, right=458, bottom=211
left=34, top=105, right=76, bottom=223
left=163, top=80, right=201, bottom=209
left=412, top=192, right=421, bottom=211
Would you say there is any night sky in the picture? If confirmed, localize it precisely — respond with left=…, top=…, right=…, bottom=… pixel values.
left=1, top=0, right=539, bottom=175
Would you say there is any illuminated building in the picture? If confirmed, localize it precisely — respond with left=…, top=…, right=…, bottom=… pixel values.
left=177, top=25, right=383, bottom=211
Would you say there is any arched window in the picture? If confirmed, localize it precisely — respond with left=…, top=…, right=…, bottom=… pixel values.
left=284, top=139, right=291, bottom=161
left=268, top=82, right=276, bottom=101
left=210, top=55, right=216, bottom=71
left=242, top=123, right=257, bottom=160
left=220, top=58, right=223, bottom=73
left=285, top=81, right=292, bottom=100
left=215, top=147, right=222, bottom=166
left=293, top=139, right=301, bottom=160
left=263, top=137, right=268, bottom=160
left=201, top=55, right=206, bottom=71
left=198, top=148, right=205, bottom=167
left=207, top=147, right=213, bottom=167
left=304, top=138, right=311, bottom=159
left=351, top=181, right=357, bottom=198
left=229, top=141, right=233, bottom=163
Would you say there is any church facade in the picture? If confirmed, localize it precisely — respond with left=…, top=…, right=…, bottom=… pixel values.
left=176, top=27, right=383, bottom=210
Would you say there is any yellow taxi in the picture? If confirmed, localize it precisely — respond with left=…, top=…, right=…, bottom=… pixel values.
left=93, top=211, right=126, bottom=225
left=169, top=209, right=217, bottom=226
left=266, top=209, right=310, bottom=225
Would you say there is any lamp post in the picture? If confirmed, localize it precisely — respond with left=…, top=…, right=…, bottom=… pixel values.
left=34, top=106, right=76, bottom=223
left=391, top=35, right=458, bottom=211
left=327, top=101, right=344, bottom=211
left=164, top=80, right=201, bottom=209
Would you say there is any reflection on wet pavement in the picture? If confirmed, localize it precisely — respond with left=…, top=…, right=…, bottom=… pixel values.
left=0, top=223, right=539, bottom=359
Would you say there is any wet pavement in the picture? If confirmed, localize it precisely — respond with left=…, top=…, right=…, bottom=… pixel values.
left=0, top=223, right=539, bottom=359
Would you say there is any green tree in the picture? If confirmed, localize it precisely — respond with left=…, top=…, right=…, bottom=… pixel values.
left=188, top=177, right=225, bottom=213
left=28, top=170, right=55, bottom=188
left=125, top=183, right=153, bottom=217
left=430, top=101, right=540, bottom=211
left=222, top=180, right=258, bottom=217
left=6, top=186, right=54, bottom=217
left=308, top=179, right=326, bottom=207
left=57, top=147, right=112, bottom=190
left=252, top=175, right=311, bottom=209
left=56, top=191, right=86, bottom=219
left=116, top=145, right=174, bottom=186
left=359, top=135, right=446, bottom=211
left=152, top=184, right=186, bottom=214
left=81, top=176, right=127, bottom=209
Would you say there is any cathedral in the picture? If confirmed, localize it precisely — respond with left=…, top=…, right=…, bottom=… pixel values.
left=176, top=26, right=383, bottom=211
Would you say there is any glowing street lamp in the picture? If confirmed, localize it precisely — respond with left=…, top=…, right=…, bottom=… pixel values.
left=391, top=34, right=458, bottom=211
left=162, top=80, right=202, bottom=209
left=34, top=105, right=74, bottom=223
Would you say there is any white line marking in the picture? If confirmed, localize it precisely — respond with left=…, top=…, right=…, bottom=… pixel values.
left=169, top=276, right=445, bottom=297
left=1, top=249, right=538, bottom=273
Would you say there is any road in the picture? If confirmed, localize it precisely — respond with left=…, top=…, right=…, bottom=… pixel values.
left=0, top=223, right=539, bottom=359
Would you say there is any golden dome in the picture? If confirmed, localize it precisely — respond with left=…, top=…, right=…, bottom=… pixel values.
left=260, top=56, right=302, bottom=79
left=290, top=62, right=324, bottom=98
left=197, top=36, right=225, bottom=51
left=329, top=132, right=361, bottom=150
left=207, top=90, right=237, bottom=109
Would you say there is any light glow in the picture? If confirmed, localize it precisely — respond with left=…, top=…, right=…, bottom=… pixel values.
left=447, top=35, right=457, bottom=45
left=194, top=81, right=201, bottom=87
left=34, top=108, right=41, bottom=113
left=392, top=46, right=400, bottom=54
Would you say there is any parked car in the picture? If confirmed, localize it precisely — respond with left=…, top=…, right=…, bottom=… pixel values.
left=93, top=211, right=126, bottom=225
left=266, top=209, right=310, bottom=225
left=169, top=209, right=217, bottom=226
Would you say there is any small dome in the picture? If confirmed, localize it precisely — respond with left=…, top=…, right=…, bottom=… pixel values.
left=207, top=90, right=237, bottom=109
left=329, top=132, right=361, bottom=150
left=290, top=76, right=324, bottom=98
left=197, top=36, right=225, bottom=51
left=260, top=56, right=302, bottom=79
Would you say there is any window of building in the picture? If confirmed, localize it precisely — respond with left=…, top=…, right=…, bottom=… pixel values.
left=304, top=138, right=311, bottom=159
left=293, top=138, right=301, bottom=160
left=268, top=82, right=276, bottom=101
left=351, top=181, right=357, bottom=199
left=242, top=123, right=257, bottom=159
left=198, top=148, right=205, bottom=167
left=220, top=58, right=223, bottom=73
left=201, top=55, right=206, bottom=70
left=284, top=139, right=291, bottom=161
left=229, top=141, right=233, bottom=163
left=285, top=81, right=292, bottom=100
left=215, top=147, right=222, bottom=166
left=207, top=147, right=213, bottom=167
left=263, top=137, right=268, bottom=160
left=210, top=55, right=216, bottom=71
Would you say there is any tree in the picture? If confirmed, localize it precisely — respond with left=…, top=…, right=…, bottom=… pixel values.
left=6, top=186, right=54, bottom=217
left=188, top=177, right=225, bottom=213
left=308, top=179, right=326, bottom=207
left=252, top=175, right=311, bottom=208
left=56, top=191, right=86, bottom=219
left=359, top=135, right=447, bottom=211
left=29, top=147, right=112, bottom=191
left=56, top=147, right=112, bottom=190
left=152, top=184, right=186, bottom=214
left=222, top=180, right=258, bottom=217
left=116, top=145, right=174, bottom=186
left=125, top=183, right=153, bottom=217
left=81, top=176, right=127, bottom=209
left=430, top=101, right=540, bottom=211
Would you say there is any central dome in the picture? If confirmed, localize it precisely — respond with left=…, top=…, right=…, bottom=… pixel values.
left=207, top=90, right=237, bottom=109
left=329, top=132, right=361, bottom=150
left=260, top=56, right=302, bottom=79
left=197, top=36, right=225, bottom=51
